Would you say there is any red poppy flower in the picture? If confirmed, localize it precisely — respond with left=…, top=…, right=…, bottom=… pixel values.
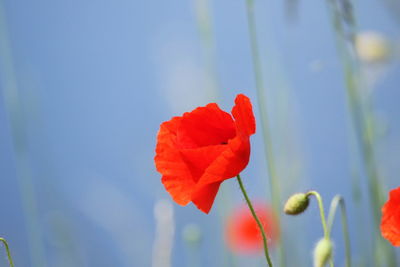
left=154, top=94, right=256, bottom=213
left=225, top=202, right=279, bottom=254
left=381, top=186, right=400, bottom=246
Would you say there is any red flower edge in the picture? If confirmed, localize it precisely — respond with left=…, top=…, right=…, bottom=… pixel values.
left=154, top=94, right=256, bottom=213
left=225, top=202, right=279, bottom=254
left=381, top=186, right=400, bottom=246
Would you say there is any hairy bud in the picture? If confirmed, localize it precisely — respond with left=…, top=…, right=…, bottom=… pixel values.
left=284, top=193, right=310, bottom=215
left=313, top=238, right=333, bottom=267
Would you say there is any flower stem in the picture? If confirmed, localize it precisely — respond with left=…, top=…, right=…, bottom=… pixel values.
left=0, top=3, right=47, bottom=267
left=237, top=174, right=273, bottom=267
left=306, top=191, right=329, bottom=239
left=324, top=1, right=397, bottom=265
left=306, top=191, right=334, bottom=267
left=0, top=238, right=15, bottom=267
left=193, top=0, right=220, bottom=101
left=327, top=196, right=351, bottom=267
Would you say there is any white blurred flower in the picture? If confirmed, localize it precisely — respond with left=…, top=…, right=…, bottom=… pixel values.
left=355, top=31, right=391, bottom=63
left=152, top=199, right=175, bottom=267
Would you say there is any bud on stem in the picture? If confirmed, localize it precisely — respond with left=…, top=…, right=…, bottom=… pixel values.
left=284, top=193, right=310, bottom=215
left=313, top=238, right=333, bottom=267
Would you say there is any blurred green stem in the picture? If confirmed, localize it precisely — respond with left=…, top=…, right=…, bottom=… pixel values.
left=194, top=0, right=220, bottom=101
left=237, top=174, right=273, bottom=267
left=0, top=238, right=15, bottom=267
left=324, top=0, right=396, bottom=265
left=327, top=195, right=351, bottom=267
left=306, top=191, right=334, bottom=267
left=0, top=2, right=47, bottom=266
left=244, top=0, right=285, bottom=265
left=306, top=191, right=329, bottom=239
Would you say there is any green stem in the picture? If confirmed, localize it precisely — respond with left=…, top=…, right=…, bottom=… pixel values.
left=324, top=1, right=396, bottom=266
left=0, top=238, right=15, bottom=267
left=237, top=174, right=273, bottom=267
left=306, top=191, right=329, bottom=239
left=327, top=196, right=351, bottom=267
left=306, top=191, right=334, bottom=267
left=0, top=3, right=47, bottom=267
left=193, top=0, right=220, bottom=101
left=244, top=1, right=284, bottom=265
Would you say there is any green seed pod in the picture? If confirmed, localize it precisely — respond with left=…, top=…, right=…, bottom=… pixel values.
left=313, top=238, right=333, bottom=267
left=284, top=193, right=310, bottom=215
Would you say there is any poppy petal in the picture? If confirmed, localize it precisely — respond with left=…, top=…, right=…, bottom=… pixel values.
left=155, top=94, right=256, bottom=214
left=177, top=103, right=236, bottom=149
left=231, top=94, right=256, bottom=138
left=194, top=136, right=251, bottom=189
left=225, top=203, right=279, bottom=254
left=161, top=175, right=195, bottom=205
left=381, top=187, right=400, bottom=246
left=191, top=182, right=222, bottom=213
left=180, top=144, right=228, bottom=183
left=155, top=116, right=181, bottom=155
left=155, top=117, right=195, bottom=205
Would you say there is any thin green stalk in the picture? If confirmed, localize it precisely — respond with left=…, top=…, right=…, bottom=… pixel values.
left=323, top=1, right=371, bottom=263
left=237, top=174, right=273, bottom=267
left=306, top=191, right=334, bottom=267
left=324, top=0, right=396, bottom=265
left=0, top=238, right=15, bottom=267
left=327, top=196, right=351, bottom=267
left=326, top=0, right=382, bottom=234
left=0, top=2, right=47, bottom=267
left=194, top=0, right=220, bottom=101
left=244, top=1, right=284, bottom=265
left=306, top=191, right=329, bottom=239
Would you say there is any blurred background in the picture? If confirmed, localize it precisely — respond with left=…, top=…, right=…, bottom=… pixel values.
left=0, top=0, right=399, bottom=266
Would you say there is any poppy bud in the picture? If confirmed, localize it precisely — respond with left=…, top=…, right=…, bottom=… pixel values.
left=313, top=238, right=333, bottom=267
left=284, top=193, right=310, bottom=215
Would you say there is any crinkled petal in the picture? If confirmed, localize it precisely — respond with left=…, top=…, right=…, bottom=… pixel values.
left=231, top=94, right=256, bottom=138
left=192, top=94, right=255, bottom=190
left=177, top=103, right=236, bottom=149
left=389, top=187, right=400, bottom=202
left=155, top=117, right=194, bottom=205
left=154, top=94, right=256, bottom=214
left=161, top=175, right=195, bottom=205
left=381, top=187, right=400, bottom=246
left=381, top=212, right=400, bottom=246
left=155, top=116, right=181, bottom=155
left=195, top=136, right=251, bottom=189
left=191, top=182, right=222, bottom=213
left=179, top=144, right=228, bottom=183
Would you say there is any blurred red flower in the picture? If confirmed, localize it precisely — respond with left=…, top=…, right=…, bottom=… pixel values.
left=381, top=186, right=400, bottom=246
left=225, top=203, right=279, bottom=254
left=154, top=94, right=255, bottom=213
